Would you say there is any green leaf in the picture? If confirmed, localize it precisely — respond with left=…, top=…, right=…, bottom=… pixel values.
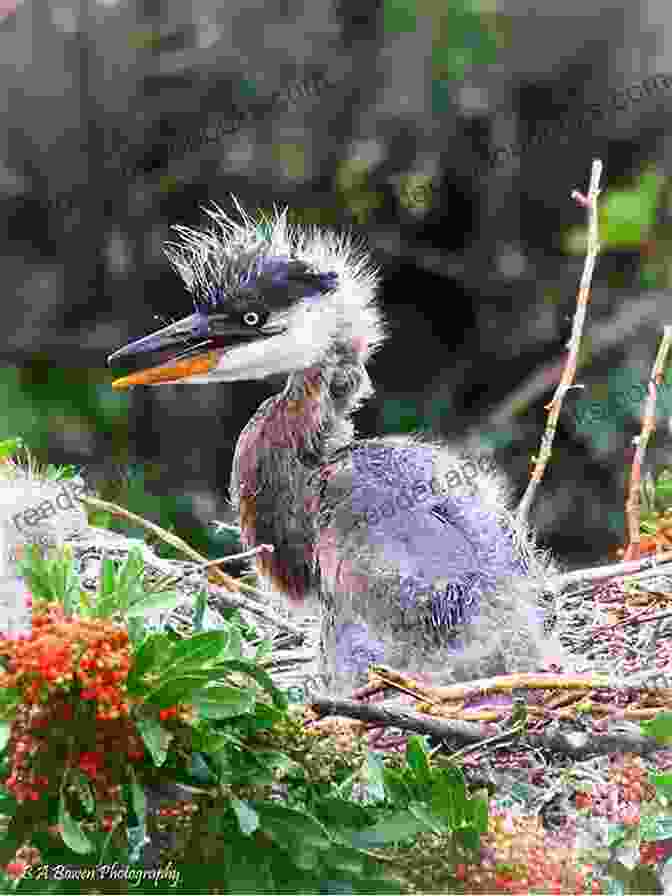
left=58, top=792, right=93, bottom=854
left=126, top=632, right=170, bottom=692
left=0, top=722, right=10, bottom=753
left=650, top=773, right=672, bottom=800
left=156, top=630, right=235, bottom=677
left=128, top=764, right=147, bottom=832
left=321, top=844, right=367, bottom=876
left=351, top=810, right=428, bottom=848
left=193, top=588, right=207, bottom=632
left=126, top=616, right=146, bottom=648
left=317, top=797, right=373, bottom=830
left=255, top=802, right=332, bottom=850
left=564, top=169, right=663, bottom=253
left=468, top=793, right=488, bottom=835
left=134, top=713, right=173, bottom=767
left=215, top=658, right=288, bottom=708
left=639, top=812, right=672, bottom=841
left=0, top=688, right=21, bottom=722
left=640, top=711, right=672, bottom=743
left=125, top=590, right=182, bottom=618
left=383, top=767, right=411, bottom=806
left=600, top=171, right=662, bottom=249
left=405, top=736, right=432, bottom=793
left=363, top=750, right=386, bottom=803
left=70, top=769, right=95, bottom=815
left=254, top=637, right=273, bottom=663
left=430, top=766, right=468, bottom=829
left=408, top=801, right=443, bottom=835
left=101, top=555, right=116, bottom=599
left=0, top=437, right=23, bottom=460
left=186, top=752, right=217, bottom=787
left=456, top=823, right=481, bottom=853
left=608, top=823, right=629, bottom=848
left=230, top=797, right=259, bottom=835
left=624, top=863, right=664, bottom=894
left=383, top=0, right=417, bottom=34
left=147, top=674, right=217, bottom=707
left=192, top=685, right=256, bottom=719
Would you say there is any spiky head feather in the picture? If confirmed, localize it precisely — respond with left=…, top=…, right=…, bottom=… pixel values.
left=163, top=197, right=386, bottom=370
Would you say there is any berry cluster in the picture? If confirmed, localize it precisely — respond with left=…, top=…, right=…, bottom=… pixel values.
left=569, top=753, right=659, bottom=828
left=640, top=839, right=672, bottom=865
left=156, top=800, right=200, bottom=827
left=609, top=753, right=656, bottom=805
left=451, top=810, right=601, bottom=894
left=4, top=695, right=145, bottom=807
left=0, top=602, right=131, bottom=720
left=158, top=704, right=194, bottom=723
left=4, top=703, right=66, bottom=802
left=3, top=844, right=41, bottom=880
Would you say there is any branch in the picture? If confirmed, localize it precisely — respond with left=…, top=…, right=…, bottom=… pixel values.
left=387, top=671, right=614, bottom=703
left=548, top=550, right=672, bottom=590
left=79, top=494, right=306, bottom=639
left=309, top=696, right=668, bottom=759
left=517, top=159, right=603, bottom=523
left=624, top=325, right=672, bottom=561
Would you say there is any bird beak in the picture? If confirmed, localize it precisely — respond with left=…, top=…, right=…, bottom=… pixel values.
left=107, top=312, right=220, bottom=389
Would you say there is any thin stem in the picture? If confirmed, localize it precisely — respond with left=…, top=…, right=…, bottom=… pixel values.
left=624, top=325, right=672, bottom=560
left=79, top=494, right=306, bottom=638
left=547, top=550, right=672, bottom=589
left=517, top=159, right=603, bottom=523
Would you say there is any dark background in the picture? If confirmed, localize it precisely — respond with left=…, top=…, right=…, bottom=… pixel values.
left=2, top=0, right=672, bottom=570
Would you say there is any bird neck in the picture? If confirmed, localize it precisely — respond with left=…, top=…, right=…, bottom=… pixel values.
left=232, top=349, right=372, bottom=603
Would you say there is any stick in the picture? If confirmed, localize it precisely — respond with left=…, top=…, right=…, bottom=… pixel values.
left=149, top=544, right=274, bottom=590
left=517, top=159, right=603, bottom=523
left=309, top=696, right=668, bottom=758
left=79, top=494, right=306, bottom=638
left=371, top=667, right=614, bottom=703
left=624, top=326, right=672, bottom=561
left=547, top=551, right=672, bottom=590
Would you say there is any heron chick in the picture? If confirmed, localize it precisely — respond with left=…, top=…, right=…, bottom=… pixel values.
left=108, top=198, right=565, bottom=694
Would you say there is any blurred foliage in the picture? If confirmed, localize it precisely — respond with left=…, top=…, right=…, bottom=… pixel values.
left=0, top=364, right=238, bottom=563
left=382, top=0, right=501, bottom=115
left=564, top=168, right=664, bottom=254
left=84, top=464, right=239, bottom=563
left=380, top=395, right=453, bottom=434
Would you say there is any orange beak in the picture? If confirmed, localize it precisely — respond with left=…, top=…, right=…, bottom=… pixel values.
left=111, top=351, right=220, bottom=390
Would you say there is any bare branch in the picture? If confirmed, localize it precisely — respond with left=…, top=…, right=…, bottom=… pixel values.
left=517, top=159, right=603, bottom=523
left=624, top=325, right=672, bottom=560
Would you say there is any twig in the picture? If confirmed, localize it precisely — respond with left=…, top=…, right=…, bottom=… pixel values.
left=442, top=720, right=526, bottom=763
left=79, top=494, right=306, bottom=638
left=372, top=666, right=614, bottom=703
left=624, top=325, right=672, bottom=561
left=517, top=159, right=603, bottom=524
left=588, top=604, right=668, bottom=638
left=599, top=609, right=672, bottom=630
left=149, top=544, right=274, bottom=590
left=308, top=696, right=668, bottom=758
left=350, top=679, right=389, bottom=700
left=80, top=494, right=241, bottom=589
left=548, top=551, right=672, bottom=590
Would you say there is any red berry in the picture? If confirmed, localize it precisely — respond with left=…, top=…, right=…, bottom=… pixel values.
left=5, top=860, right=27, bottom=879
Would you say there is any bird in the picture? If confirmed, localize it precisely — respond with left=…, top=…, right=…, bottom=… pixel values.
left=108, top=198, right=566, bottom=695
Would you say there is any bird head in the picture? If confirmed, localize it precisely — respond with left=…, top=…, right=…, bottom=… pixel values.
left=108, top=198, right=384, bottom=389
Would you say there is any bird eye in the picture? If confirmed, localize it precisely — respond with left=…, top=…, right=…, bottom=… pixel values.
left=243, top=311, right=261, bottom=326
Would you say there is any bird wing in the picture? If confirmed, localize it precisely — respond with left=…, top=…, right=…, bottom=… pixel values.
left=315, top=439, right=526, bottom=614
left=313, top=438, right=542, bottom=683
